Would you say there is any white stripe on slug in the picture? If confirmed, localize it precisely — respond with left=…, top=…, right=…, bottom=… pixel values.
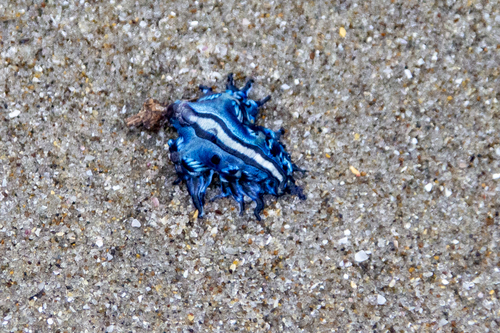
left=186, top=113, right=284, bottom=183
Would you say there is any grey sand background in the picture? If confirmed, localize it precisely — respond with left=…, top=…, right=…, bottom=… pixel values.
left=1, top=0, right=500, bottom=332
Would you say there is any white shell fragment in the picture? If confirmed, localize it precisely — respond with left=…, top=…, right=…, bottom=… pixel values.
left=355, top=250, right=369, bottom=262
left=9, top=110, right=21, bottom=118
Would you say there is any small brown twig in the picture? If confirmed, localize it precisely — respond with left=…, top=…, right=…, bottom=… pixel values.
left=126, top=98, right=169, bottom=130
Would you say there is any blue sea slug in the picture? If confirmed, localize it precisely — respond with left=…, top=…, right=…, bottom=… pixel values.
left=127, top=74, right=305, bottom=220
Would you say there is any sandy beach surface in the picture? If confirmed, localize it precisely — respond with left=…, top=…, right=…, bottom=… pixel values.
left=1, top=1, right=499, bottom=332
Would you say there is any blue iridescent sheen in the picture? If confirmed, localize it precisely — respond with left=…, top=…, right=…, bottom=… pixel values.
left=129, top=74, right=305, bottom=220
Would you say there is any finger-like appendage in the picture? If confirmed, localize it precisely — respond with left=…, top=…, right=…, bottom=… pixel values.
left=292, top=163, right=307, bottom=173
left=228, top=181, right=245, bottom=214
left=211, top=181, right=231, bottom=202
left=185, top=171, right=214, bottom=217
left=274, top=128, right=285, bottom=140
left=226, top=73, right=237, bottom=92
left=288, top=180, right=306, bottom=200
left=240, top=182, right=264, bottom=221
left=199, top=85, right=213, bottom=95
left=241, top=79, right=254, bottom=96
left=186, top=177, right=204, bottom=216
left=253, top=195, right=264, bottom=221
left=256, top=95, right=271, bottom=107
left=237, top=200, right=245, bottom=216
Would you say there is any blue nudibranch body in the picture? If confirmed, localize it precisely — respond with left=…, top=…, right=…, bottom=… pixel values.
left=127, top=74, right=305, bottom=220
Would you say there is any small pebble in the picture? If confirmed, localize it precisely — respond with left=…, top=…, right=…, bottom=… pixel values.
left=377, top=295, right=386, bottom=305
left=349, top=166, right=361, bottom=177
left=355, top=250, right=369, bottom=262
left=339, top=26, right=346, bottom=37
left=338, top=237, right=349, bottom=245
left=131, top=219, right=141, bottom=228
left=9, top=110, right=20, bottom=118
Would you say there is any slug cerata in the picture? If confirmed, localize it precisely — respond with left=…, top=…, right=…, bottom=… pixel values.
left=126, top=73, right=305, bottom=220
